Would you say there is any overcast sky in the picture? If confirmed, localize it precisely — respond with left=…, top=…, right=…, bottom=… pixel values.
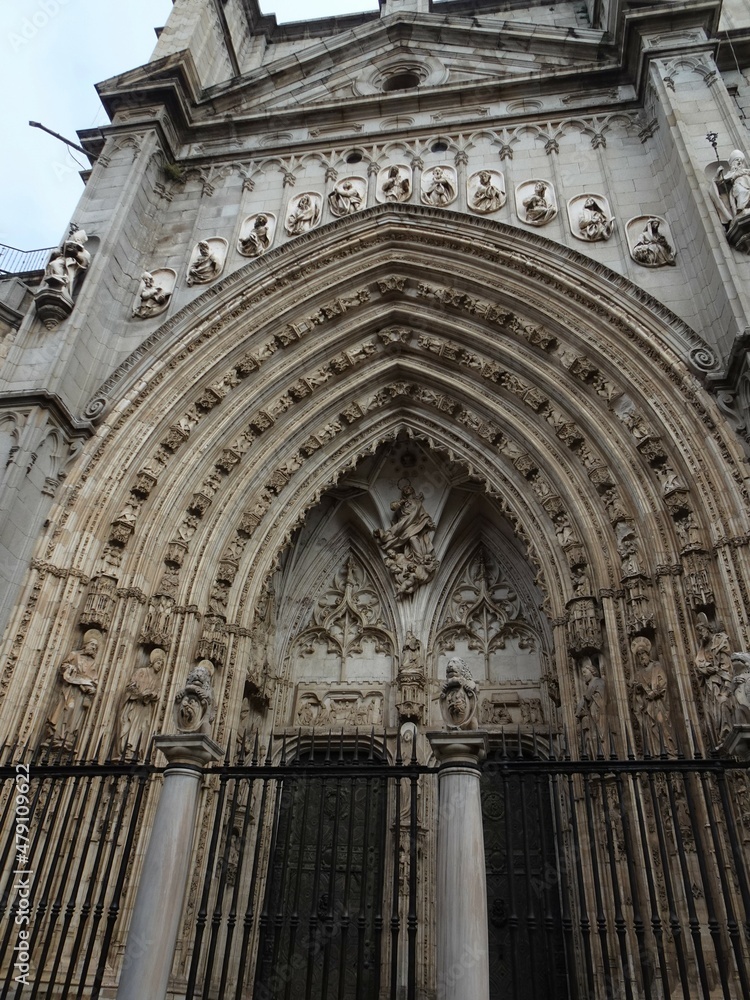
left=0, top=0, right=378, bottom=253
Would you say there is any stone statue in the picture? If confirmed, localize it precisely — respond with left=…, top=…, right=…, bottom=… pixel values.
left=630, top=218, right=676, bottom=267
left=631, top=637, right=674, bottom=753
left=44, top=629, right=102, bottom=751
left=239, top=214, right=271, bottom=256
left=373, top=483, right=439, bottom=597
left=730, top=653, right=750, bottom=725
left=42, top=225, right=91, bottom=297
left=693, top=613, right=734, bottom=744
left=716, top=150, right=750, bottom=217
left=187, top=240, right=220, bottom=286
left=118, top=648, right=165, bottom=756
left=174, top=660, right=216, bottom=735
left=575, top=656, right=608, bottom=738
left=522, top=181, right=556, bottom=225
left=397, top=631, right=426, bottom=723
left=440, top=657, right=479, bottom=730
left=133, top=270, right=172, bottom=318
left=328, top=178, right=363, bottom=217
left=381, top=165, right=411, bottom=202
left=286, top=193, right=321, bottom=235
left=577, top=197, right=614, bottom=241
left=469, top=170, right=504, bottom=214
left=422, top=166, right=456, bottom=207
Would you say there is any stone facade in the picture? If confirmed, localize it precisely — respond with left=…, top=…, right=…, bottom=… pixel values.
left=3, top=0, right=750, bottom=996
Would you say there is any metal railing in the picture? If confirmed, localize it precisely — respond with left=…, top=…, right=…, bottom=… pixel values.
left=0, top=244, right=54, bottom=276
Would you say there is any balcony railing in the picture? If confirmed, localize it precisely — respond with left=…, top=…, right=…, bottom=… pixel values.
left=0, top=243, right=54, bottom=276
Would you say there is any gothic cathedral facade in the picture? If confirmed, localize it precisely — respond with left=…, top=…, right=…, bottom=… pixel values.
left=3, top=0, right=750, bottom=997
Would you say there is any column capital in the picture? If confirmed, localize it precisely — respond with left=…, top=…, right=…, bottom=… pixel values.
left=428, top=731, right=489, bottom=769
left=155, top=732, right=224, bottom=767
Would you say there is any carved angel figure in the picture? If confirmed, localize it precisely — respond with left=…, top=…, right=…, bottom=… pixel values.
left=631, top=218, right=676, bottom=267
left=118, top=648, right=164, bottom=756
left=174, top=661, right=216, bottom=735
left=373, top=484, right=439, bottom=597
left=440, top=657, right=479, bottom=730
left=694, top=613, right=734, bottom=744
left=44, top=629, right=102, bottom=751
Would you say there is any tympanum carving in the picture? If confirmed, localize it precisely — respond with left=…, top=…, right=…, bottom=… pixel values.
left=373, top=483, right=438, bottom=597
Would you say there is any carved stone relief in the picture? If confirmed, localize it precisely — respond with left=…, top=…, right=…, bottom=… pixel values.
left=34, top=224, right=92, bottom=329
left=631, top=637, right=675, bottom=754
left=132, top=268, right=176, bottom=318
left=707, top=151, right=750, bottom=249
left=396, top=632, right=427, bottom=724
left=237, top=213, right=276, bottom=257
left=420, top=165, right=457, bottom=207
left=294, top=688, right=384, bottom=727
left=575, top=656, right=608, bottom=740
left=626, top=217, right=676, bottom=267
left=467, top=170, right=505, bottom=214
left=174, top=661, right=216, bottom=735
left=440, top=657, right=479, bottom=730
left=186, top=238, right=227, bottom=286
left=515, top=179, right=557, bottom=226
left=568, top=194, right=614, bottom=242
left=285, top=192, right=322, bottom=235
left=373, top=483, right=438, bottom=598
left=376, top=164, right=412, bottom=203
left=328, top=176, right=366, bottom=217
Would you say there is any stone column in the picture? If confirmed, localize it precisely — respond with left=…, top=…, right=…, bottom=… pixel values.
left=428, top=732, right=490, bottom=1000
left=117, top=733, right=223, bottom=1000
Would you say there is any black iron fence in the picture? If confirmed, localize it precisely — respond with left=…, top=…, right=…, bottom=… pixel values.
left=184, top=731, right=428, bottom=1000
left=0, top=744, right=154, bottom=1000
left=1, top=733, right=749, bottom=1000
left=482, top=735, right=750, bottom=1000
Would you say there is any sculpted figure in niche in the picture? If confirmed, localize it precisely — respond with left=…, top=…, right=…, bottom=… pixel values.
left=469, top=170, right=504, bottom=214
left=422, top=166, right=456, bottom=207
left=577, top=197, right=614, bottom=241
left=522, top=181, right=557, bottom=225
left=286, top=193, right=321, bottom=235
left=381, top=165, right=411, bottom=203
left=730, top=653, right=750, bottom=725
left=631, top=637, right=675, bottom=753
left=717, top=150, right=750, bottom=217
left=575, top=657, right=608, bottom=739
left=239, top=214, right=271, bottom=257
left=693, top=613, right=734, bottom=744
left=118, top=648, right=165, bottom=756
left=44, top=629, right=102, bottom=751
left=630, top=218, right=676, bottom=267
left=373, top=483, right=439, bottom=597
left=440, top=657, right=479, bottom=730
left=42, top=226, right=91, bottom=296
left=133, top=270, right=172, bottom=318
left=328, top=178, right=363, bottom=217
left=187, top=240, right=220, bottom=286
left=174, top=660, right=216, bottom=735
